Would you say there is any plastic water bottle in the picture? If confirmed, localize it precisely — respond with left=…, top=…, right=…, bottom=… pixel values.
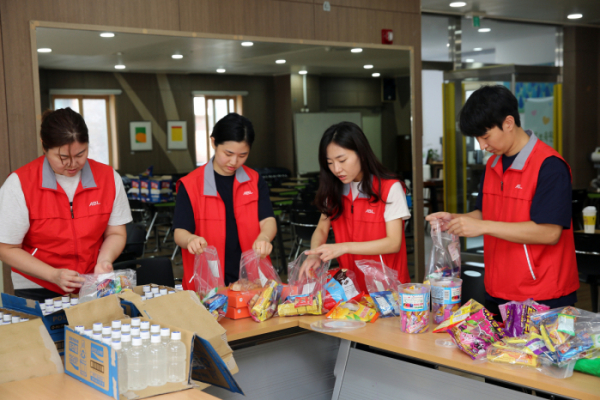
left=167, top=331, right=187, bottom=383
left=102, top=336, right=112, bottom=345
left=92, top=333, right=102, bottom=341
left=168, top=291, right=175, bottom=294
left=112, top=320, right=122, bottom=330
left=111, top=340, right=128, bottom=395
left=45, top=304, right=54, bottom=314
left=160, top=328, right=171, bottom=349
left=11, top=316, right=20, bottom=324
left=148, top=334, right=167, bottom=386
left=75, top=325, right=85, bottom=334
left=102, top=325, right=112, bottom=336
left=175, top=284, right=183, bottom=291
left=111, top=330, right=122, bottom=341
left=63, top=301, right=71, bottom=309
left=128, top=337, right=147, bottom=390
left=121, top=333, right=132, bottom=353
left=145, top=293, right=154, bottom=300
left=140, top=321, right=150, bottom=332
left=53, top=300, right=62, bottom=311
left=62, top=295, right=70, bottom=304
left=44, top=299, right=53, bottom=308
left=160, top=289, right=168, bottom=296
left=140, top=330, right=151, bottom=349
left=150, top=324, right=161, bottom=335
left=121, top=323, right=131, bottom=334
left=131, top=318, right=141, bottom=328
left=83, top=329, right=93, bottom=337
left=151, top=287, right=159, bottom=295
left=143, top=285, right=150, bottom=294
left=20, top=318, right=29, bottom=322
left=70, top=297, right=79, bottom=306
left=3, top=314, right=11, bottom=325
left=40, top=304, right=46, bottom=314
left=93, top=322, right=103, bottom=334
left=131, top=327, right=141, bottom=337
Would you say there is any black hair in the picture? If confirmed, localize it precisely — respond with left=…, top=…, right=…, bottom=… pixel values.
left=314, top=122, right=397, bottom=220
left=459, top=85, right=521, bottom=137
left=40, top=107, right=89, bottom=151
left=211, top=113, right=255, bottom=147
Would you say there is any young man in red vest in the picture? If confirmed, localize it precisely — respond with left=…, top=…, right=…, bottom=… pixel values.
left=427, top=85, right=579, bottom=317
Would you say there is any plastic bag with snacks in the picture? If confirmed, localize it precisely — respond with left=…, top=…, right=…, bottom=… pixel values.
left=324, top=268, right=362, bottom=311
left=424, top=219, right=461, bottom=285
left=234, top=249, right=281, bottom=291
left=248, top=280, right=283, bottom=322
left=356, top=259, right=401, bottom=318
left=79, top=269, right=136, bottom=303
left=278, top=252, right=330, bottom=316
left=192, top=246, right=224, bottom=299
left=447, top=308, right=505, bottom=360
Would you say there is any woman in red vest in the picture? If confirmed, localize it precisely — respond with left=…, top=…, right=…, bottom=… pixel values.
left=0, top=108, right=132, bottom=301
left=302, top=122, right=411, bottom=292
left=173, top=113, right=276, bottom=289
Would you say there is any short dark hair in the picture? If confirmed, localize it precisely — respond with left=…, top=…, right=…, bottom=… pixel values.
left=211, top=113, right=255, bottom=147
left=459, top=85, right=521, bottom=137
left=40, top=107, right=89, bottom=151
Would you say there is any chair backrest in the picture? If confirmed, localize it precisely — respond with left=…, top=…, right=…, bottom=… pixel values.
left=574, top=232, right=600, bottom=275
left=291, top=209, right=321, bottom=225
left=113, top=256, right=175, bottom=287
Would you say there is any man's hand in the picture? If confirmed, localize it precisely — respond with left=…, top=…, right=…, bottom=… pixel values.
left=446, top=216, right=487, bottom=237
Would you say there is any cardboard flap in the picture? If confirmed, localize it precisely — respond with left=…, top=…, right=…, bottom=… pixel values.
left=191, top=336, right=243, bottom=395
left=1, top=293, right=42, bottom=315
left=0, top=319, right=63, bottom=384
left=64, top=295, right=126, bottom=327
left=140, top=291, right=232, bottom=358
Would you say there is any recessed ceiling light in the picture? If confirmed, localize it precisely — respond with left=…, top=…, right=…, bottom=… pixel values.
left=276, top=59, right=286, bottom=64
left=363, top=64, right=374, bottom=69
left=449, top=2, right=467, bottom=7
left=299, top=70, right=308, bottom=75
left=100, top=32, right=115, bottom=38
left=37, top=48, right=52, bottom=53
left=372, top=73, right=381, bottom=77
left=478, top=28, right=491, bottom=33
left=114, top=64, right=126, bottom=70
left=567, top=13, right=583, bottom=19
left=465, top=59, right=474, bottom=62
left=473, top=47, right=483, bottom=51
left=351, top=48, right=363, bottom=53
left=447, top=43, right=450, bottom=47
left=241, top=42, right=254, bottom=47
left=216, top=68, right=226, bottom=73
left=171, top=54, right=183, bottom=59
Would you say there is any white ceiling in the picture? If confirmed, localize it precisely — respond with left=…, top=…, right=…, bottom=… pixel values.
left=35, top=28, right=410, bottom=78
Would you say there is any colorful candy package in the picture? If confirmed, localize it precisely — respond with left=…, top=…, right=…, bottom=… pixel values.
left=424, top=219, right=461, bottom=285
left=326, top=299, right=379, bottom=322
left=447, top=308, right=505, bottom=359
left=399, top=283, right=430, bottom=333
left=432, top=299, right=485, bottom=333
left=248, top=280, right=282, bottom=322
left=430, top=278, right=462, bottom=324
left=487, top=346, right=539, bottom=368
left=204, top=293, right=228, bottom=320
left=324, top=268, right=362, bottom=310
left=499, top=298, right=549, bottom=324
left=79, top=269, right=136, bottom=303
left=356, top=259, right=401, bottom=318
left=280, top=252, right=330, bottom=316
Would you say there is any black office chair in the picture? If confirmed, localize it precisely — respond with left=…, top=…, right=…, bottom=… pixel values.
left=114, top=223, right=147, bottom=263
left=461, top=263, right=486, bottom=306
left=289, top=209, right=322, bottom=260
left=574, top=232, right=600, bottom=313
left=113, top=256, right=176, bottom=287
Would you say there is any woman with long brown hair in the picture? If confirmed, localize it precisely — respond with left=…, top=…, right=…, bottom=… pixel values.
left=302, top=122, right=410, bottom=291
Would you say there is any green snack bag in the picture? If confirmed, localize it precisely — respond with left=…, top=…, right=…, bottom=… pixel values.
left=574, top=358, right=600, bottom=377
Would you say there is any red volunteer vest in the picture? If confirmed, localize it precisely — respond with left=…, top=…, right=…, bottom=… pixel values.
left=13, top=156, right=115, bottom=294
left=330, top=177, right=409, bottom=292
left=482, top=133, right=579, bottom=301
left=178, top=161, right=265, bottom=290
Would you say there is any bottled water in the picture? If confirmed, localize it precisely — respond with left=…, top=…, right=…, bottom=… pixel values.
left=102, top=336, right=112, bottom=345
left=44, top=299, right=53, bottom=308
left=160, top=289, right=168, bottom=296
left=53, top=300, right=62, bottom=311
left=83, top=329, right=93, bottom=337
left=160, top=328, right=170, bottom=348
left=3, top=314, right=11, bottom=325
left=128, top=337, right=147, bottom=390
left=40, top=304, right=46, bottom=314
left=175, top=284, right=183, bottom=291
left=75, top=325, right=85, bottom=334
left=45, top=305, right=54, bottom=314
left=145, top=293, right=154, bottom=300
left=112, top=320, right=122, bottom=330
left=167, top=331, right=187, bottom=383
left=147, top=334, right=167, bottom=386
left=111, top=330, right=122, bottom=341
left=93, top=322, right=103, bottom=334
left=62, top=296, right=70, bottom=303
left=63, top=302, right=71, bottom=309
left=150, top=324, right=161, bottom=335
left=92, top=333, right=102, bottom=341
left=140, top=321, right=150, bottom=332
left=121, top=333, right=132, bottom=353
left=11, top=316, right=20, bottom=324
left=151, top=287, right=159, bottom=295
left=102, top=326, right=112, bottom=336
left=131, top=327, right=141, bottom=337
left=143, top=285, right=150, bottom=294
left=121, top=323, right=131, bottom=333
left=168, top=291, right=175, bottom=294
left=131, top=318, right=141, bottom=328
left=20, top=318, right=29, bottom=322
left=70, top=297, right=79, bottom=306
left=111, top=340, right=128, bottom=395
left=140, top=330, right=151, bottom=349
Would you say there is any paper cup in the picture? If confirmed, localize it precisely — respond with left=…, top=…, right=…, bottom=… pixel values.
left=583, top=206, right=597, bottom=234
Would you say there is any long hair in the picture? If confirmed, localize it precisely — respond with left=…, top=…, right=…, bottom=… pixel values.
left=314, top=122, right=396, bottom=220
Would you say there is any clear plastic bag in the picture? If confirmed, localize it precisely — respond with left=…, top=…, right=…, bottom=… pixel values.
left=355, top=260, right=401, bottom=318
left=79, top=269, right=136, bottom=303
left=278, top=252, right=330, bottom=316
left=425, top=219, right=461, bottom=284
left=193, top=246, right=224, bottom=300
left=235, top=249, right=281, bottom=290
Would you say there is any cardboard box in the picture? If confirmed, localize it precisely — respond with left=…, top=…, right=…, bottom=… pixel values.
left=63, top=295, right=242, bottom=398
left=225, top=306, right=251, bottom=320
left=119, top=285, right=176, bottom=318
left=218, top=288, right=260, bottom=308
left=0, top=318, right=64, bottom=384
left=0, top=293, right=72, bottom=353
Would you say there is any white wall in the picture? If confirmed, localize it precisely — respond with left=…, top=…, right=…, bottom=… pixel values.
left=421, top=70, right=444, bottom=164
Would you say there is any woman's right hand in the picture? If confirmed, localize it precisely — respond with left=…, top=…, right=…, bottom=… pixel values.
left=425, top=212, right=453, bottom=230
left=299, top=254, right=322, bottom=280
left=187, top=235, right=208, bottom=255
left=52, top=269, right=85, bottom=293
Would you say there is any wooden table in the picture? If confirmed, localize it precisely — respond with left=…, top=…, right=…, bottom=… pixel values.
left=216, top=315, right=600, bottom=400
left=0, top=374, right=220, bottom=400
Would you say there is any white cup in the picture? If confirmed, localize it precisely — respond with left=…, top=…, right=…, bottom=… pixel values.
left=583, top=206, right=597, bottom=234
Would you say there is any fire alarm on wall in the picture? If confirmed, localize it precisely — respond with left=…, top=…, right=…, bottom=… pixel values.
left=381, top=29, right=393, bottom=45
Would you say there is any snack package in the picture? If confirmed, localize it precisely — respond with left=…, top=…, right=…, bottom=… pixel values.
left=355, top=260, right=401, bottom=318
left=432, top=299, right=485, bottom=333
left=192, top=246, right=224, bottom=299
left=278, top=252, right=330, bottom=316
left=204, top=293, right=228, bottom=320
left=399, top=283, right=430, bottom=333
left=229, top=278, right=263, bottom=292
left=500, top=299, right=550, bottom=337
left=248, top=280, right=282, bottom=322
left=486, top=346, right=539, bottom=368
left=238, top=249, right=282, bottom=288
left=324, top=268, right=361, bottom=305
left=424, top=219, right=461, bottom=285
left=431, top=278, right=462, bottom=324
left=325, top=299, right=379, bottom=323
left=447, top=308, right=505, bottom=360
left=79, top=269, right=136, bottom=303
left=499, top=298, right=549, bottom=323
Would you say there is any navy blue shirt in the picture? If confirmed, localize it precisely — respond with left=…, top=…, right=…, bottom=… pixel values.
left=173, top=172, right=274, bottom=285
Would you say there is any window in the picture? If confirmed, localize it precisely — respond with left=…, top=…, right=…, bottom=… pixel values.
left=52, top=95, right=118, bottom=168
left=193, top=95, right=242, bottom=166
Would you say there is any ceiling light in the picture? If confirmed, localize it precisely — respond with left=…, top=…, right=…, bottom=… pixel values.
left=276, top=59, right=286, bottom=64
left=37, top=48, right=52, bottom=53
left=567, top=13, right=583, bottom=19
left=241, top=41, right=254, bottom=47
left=449, top=2, right=467, bottom=7
left=100, top=32, right=115, bottom=38
left=216, top=68, right=226, bottom=73
left=299, top=70, right=308, bottom=75
left=351, top=48, right=363, bottom=53
left=447, top=43, right=450, bottom=47
left=171, top=54, right=183, bottom=59
left=114, top=64, right=126, bottom=70
left=372, top=73, right=381, bottom=77
left=465, top=59, right=474, bottom=62
left=363, top=64, right=374, bottom=69
left=478, top=28, right=491, bottom=33
left=473, top=47, right=483, bottom=51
